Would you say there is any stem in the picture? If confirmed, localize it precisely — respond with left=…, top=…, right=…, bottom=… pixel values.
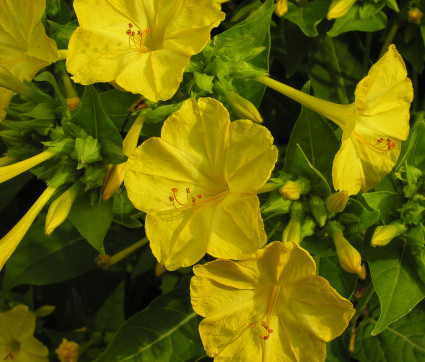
left=316, top=36, right=349, bottom=104
left=109, top=237, right=149, bottom=265
left=350, top=282, right=375, bottom=326
left=255, top=76, right=355, bottom=129
left=257, top=183, right=279, bottom=194
left=379, top=22, right=399, bottom=58
left=57, top=49, right=68, bottom=61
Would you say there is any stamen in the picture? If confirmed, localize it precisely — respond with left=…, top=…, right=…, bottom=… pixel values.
left=167, top=186, right=229, bottom=211
left=353, top=132, right=397, bottom=154
left=125, top=24, right=150, bottom=50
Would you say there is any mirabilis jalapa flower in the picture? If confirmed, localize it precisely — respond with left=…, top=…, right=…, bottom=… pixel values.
left=0, top=0, right=58, bottom=120
left=190, top=241, right=355, bottom=361
left=125, top=97, right=278, bottom=270
left=66, top=0, right=225, bottom=102
left=257, top=45, right=413, bottom=196
left=0, top=305, right=49, bottom=362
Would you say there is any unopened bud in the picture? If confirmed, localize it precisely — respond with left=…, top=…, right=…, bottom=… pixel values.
left=327, top=221, right=362, bottom=274
left=45, top=184, right=80, bottom=235
left=155, top=262, right=167, bottom=277
left=226, top=91, right=263, bottom=124
left=326, top=191, right=348, bottom=213
left=371, top=223, right=406, bottom=247
left=274, top=0, right=288, bottom=17
left=282, top=201, right=305, bottom=244
left=66, top=97, right=81, bottom=111
left=34, top=305, right=55, bottom=317
left=309, top=195, right=327, bottom=227
left=358, top=264, right=367, bottom=280
left=408, top=8, right=423, bottom=25
left=56, top=338, right=79, bottom=362
left=327, top=0, right=356, bottom=20
left=279, top=180, right=302, bottom=200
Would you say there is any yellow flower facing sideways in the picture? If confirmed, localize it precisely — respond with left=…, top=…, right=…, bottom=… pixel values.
left=0, top=0, right=58, bottom=120
left=257, top=45, right=413, bottom=196
left=66, top=0, right=225, bottom=102
left=190, top=241, right=355, bottom=361
left=125, top=97, right=278, bottom=270
left=0, top=305, right=49, bottom=362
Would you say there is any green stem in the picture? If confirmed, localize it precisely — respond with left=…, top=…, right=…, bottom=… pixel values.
left=109, top=237, right=149, bottom=265
left=379, top=22, right=399, bottom=58
left=316, top=36, right=349, bottom=104
left=362, top=32, right=373, bottom=76
left=257, top=182, right=279, bottom=194
left=350, top=282, right=375, bottom=326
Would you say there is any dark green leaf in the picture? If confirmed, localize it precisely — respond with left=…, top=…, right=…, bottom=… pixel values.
left=95, top=282, right=125, bottom=332
left=3, top=220, right=97, bottom=290
left=343, top=199, right=380, bottom=235
left=68, top=195, right=113, bottom=253
left=362, top=191, right=404, bottom=224
left=368, top=239, right=425, bottom=335
left=95, top=280, right=204, bottom=362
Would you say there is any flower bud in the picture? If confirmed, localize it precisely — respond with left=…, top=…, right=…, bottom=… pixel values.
left=408, top=8, right=423, bottom=25
left=308, top=195, right=327, bottom=227
left=327, top=0, right=356, bottom=20
left=34, top=305, right=55, bottom=317
left=279, top=180, right=302, bottom=200
left=274, top=0, right=288, bottom=17
left=282, top=201, right=305, bottom=244
left=56, top=338, right=79, bottom=362
left=45, top=184, right=80, bottom=235
left=326, top=191, right=348, bottom=213
left=371, top=223, right=406, bottom=247
left=66, top=97, right=81, bottom=111
left=226, top=91, right=263, bottom=124
left=358, top=264, right=367, bottom=280
left=327, top=221, right=362, bottom=274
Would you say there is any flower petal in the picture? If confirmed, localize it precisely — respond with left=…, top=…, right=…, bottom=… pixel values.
left=225, top=119, right=278, bottom=193
left=332, top=137, right=364, bottom=195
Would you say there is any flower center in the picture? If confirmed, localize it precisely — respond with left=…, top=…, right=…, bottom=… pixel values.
left=249, top=284, right=281, bottom=341
left=168, top=187, right=227, bottom=210
left=3, top=342, right=20, bottom=360
left=125, top=23, right=150, bottom=52
left=353, top=131, right=396, bottom=154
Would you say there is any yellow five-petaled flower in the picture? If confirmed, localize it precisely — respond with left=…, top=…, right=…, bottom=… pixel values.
left=66, top=0, right=225, bottom=102
left=190, top=241, right=355, bottom=361
left=125, top=97, right=278, bottom=270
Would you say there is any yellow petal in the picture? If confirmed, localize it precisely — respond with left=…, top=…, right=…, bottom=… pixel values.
left=0, top=88, right=13, bottom=121
left=67, top=0, right=224, bottom=101
left=332, top=137, right=364, bottom=195
left=225, top=119, right=278, bottom=193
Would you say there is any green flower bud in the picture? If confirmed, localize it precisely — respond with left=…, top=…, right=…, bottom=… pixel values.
left=226, top=91, right=263, bottom=124
left=308, top=195, right=327, bottom=227
left=282, top=201, right=305, bottom=244
left=371, top=223, right=406, bottom=247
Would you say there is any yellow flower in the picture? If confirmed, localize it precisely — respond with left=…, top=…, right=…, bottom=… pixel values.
left=327, top=0, right=356, bottom=20
left=66, top=0, right=225, bottom=102
left=190, top=241, right=355, bottom=361
left=257, top=45, right=413, bottom=196
left=0, top=186, right=55, bottom=270
left=56, top=339, right=79, bottom=362
left=125, top=97, right=278, bottom=270
left=0, top=0, right=58, bottom=120
left=0, top=305, right=48, bottom=362
left=275, top=0, right=288, bottom=17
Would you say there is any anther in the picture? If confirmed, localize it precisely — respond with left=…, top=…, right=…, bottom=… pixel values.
left=197, top=193, right=203, bottom=199
left=169, top=196, right=174, bottom=202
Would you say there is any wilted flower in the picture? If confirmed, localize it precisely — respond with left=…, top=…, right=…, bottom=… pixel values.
left=125, top=97, right=278, bottom=270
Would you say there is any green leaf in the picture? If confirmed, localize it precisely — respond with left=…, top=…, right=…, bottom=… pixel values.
left=3, top=220, right=97, bottom=290
left=327, top=4, right=387, bottom=37
left=396, top=121, right=425, bottom=170
left=71, top=86, right=123, bottom=149
left=215, top=0, right=274, bottom=106
left=288, top=145, right=332, bottom=198
left=68, top=195, right=113, bottom=253
left=342, top=199, right=380, bottom=235
left=368, top=239, right=425, bottom=335
left=95, top=282, right=125, bottom=332
left=362, top=191, right=404, bottom=224
left=317, top=255, right=357, bottom=299
left=284, top=82, right=340, bottom=184
left=73, top=136, right=103, bottom=169
left=95, top=279, right=204, bottom=362
left=47, top=19, right=78, bottom=49
left=194, top=71, right=214, bottom=93
left=353, top=303, right=425, bottom=361
left=284, top=0, right=331, bottom=37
